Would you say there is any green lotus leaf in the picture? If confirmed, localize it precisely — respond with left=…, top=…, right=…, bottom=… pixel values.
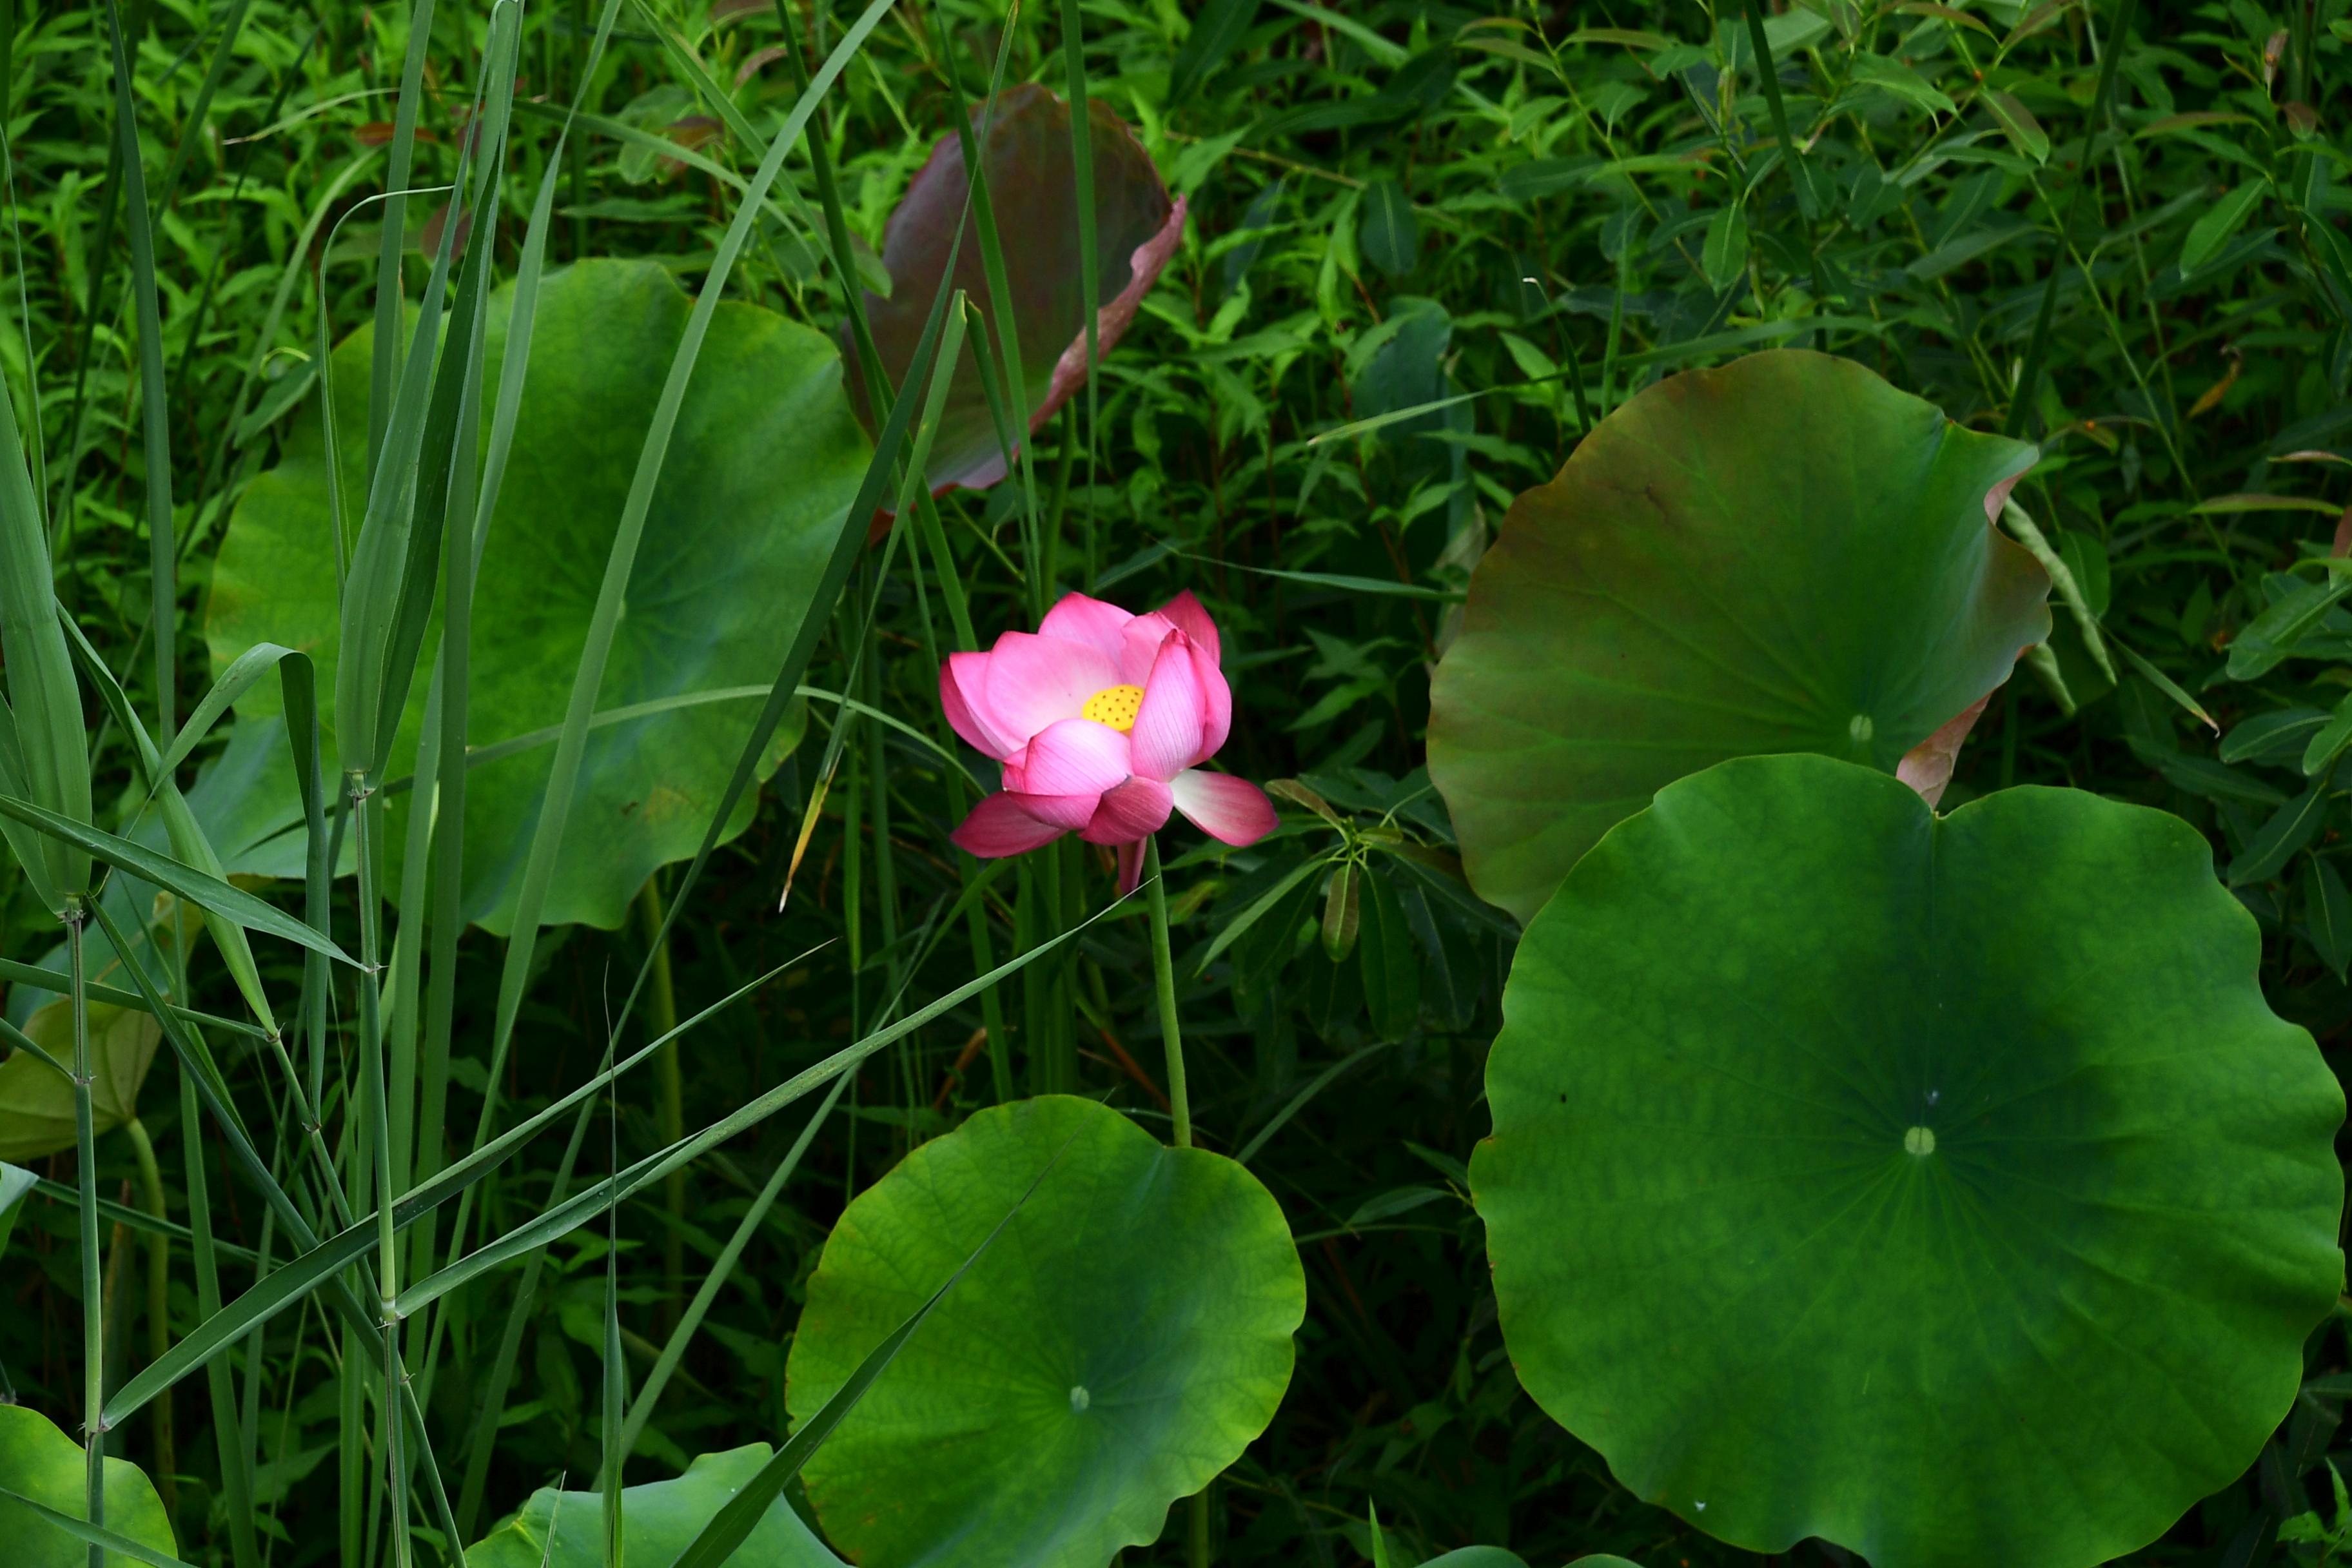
left=1416, top=1552, right=1642, bottom=1567
left=1426, top=349, right=2051, bottom=922
left=849, top=83, right=1185, bottom=499
left=0, top=996, right=160, bottom=1162
left=463, top=1444, right=841, bottom=1567
left=786, top=1094, right=1304, bottom=1568
left=0, top=1403, right=179, bottom=1567
left=206, top=258, right=860, bottom=933
left=1473, top=754, right=2345, bottom=1568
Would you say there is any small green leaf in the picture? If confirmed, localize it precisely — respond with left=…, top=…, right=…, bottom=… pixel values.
left=1360, top=179, right=1419, bottom=278
left=2305, top=693, right=2352, bottom=775
left=1852, top=54, right=1957, bottom=115
left=2307, top=858, right=2352, bottom=979
left=1982, top=90, right=2050, bottom=163
left=2228, top=578, right=2349, bottom=680
left=2180, top=181, right=2269, bottom=275
left=2221, top=707, right=2328, bottom=765
left=1700, top=202, right=1749, bottom=292
left=1322, top=860, right=1362, bottom=959
left=2231, top=769, right=2334, bottom=886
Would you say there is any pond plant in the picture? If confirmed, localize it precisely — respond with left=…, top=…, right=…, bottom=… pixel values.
left=1, top=3, right=2349, bottom=1568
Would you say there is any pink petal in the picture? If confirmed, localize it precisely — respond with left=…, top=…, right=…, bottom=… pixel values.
left=1115, top=840, right=1146, bottom=896
left=1005, top=718, right=1132, bottom=798
left=1006, top=790, right=1102, bottom=832
left=1117, top=612, right=1178, bottom=685
left=1037, top=594, right=1135, bottom=663
left=977, top=631, right=1119, bottom=745
left=1186, top=640, right=1231, bottom=767
left=1171, top=770, right=1277, bottom=847
left=1080, top=776, right=1174, bottom=845
left=941, top=652, right=1021, bottom=760
left=951, top=793, right=1068, bottom=858
left=1129, top=633, right=1208, bottom=782
left=1157, top=591, right=1220, bottom=665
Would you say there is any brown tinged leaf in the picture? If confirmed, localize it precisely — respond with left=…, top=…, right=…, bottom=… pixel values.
left=847, top=84, right=1186, bottom=509
left=2189, top=346, right=2242, bottom=419
left=1896, top=689, right=1994, bottom=808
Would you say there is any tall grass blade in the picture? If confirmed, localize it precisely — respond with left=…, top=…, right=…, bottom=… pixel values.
left=105, top=0, right=179, bottom=738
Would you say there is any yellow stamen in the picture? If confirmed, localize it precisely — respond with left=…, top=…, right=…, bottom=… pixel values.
left=1081, top=683, right=1146, bottom=732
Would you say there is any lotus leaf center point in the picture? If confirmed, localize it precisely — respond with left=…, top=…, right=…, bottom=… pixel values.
left=1069, top=1385, right=1091, bottom=1413
left=1849, top=713, right=1875, bottom=743
left=1904, top=1125, right=1936, bottom=1156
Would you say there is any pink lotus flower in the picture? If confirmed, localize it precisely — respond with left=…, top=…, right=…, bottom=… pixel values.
left=943, top=591, right=1279, bottom=892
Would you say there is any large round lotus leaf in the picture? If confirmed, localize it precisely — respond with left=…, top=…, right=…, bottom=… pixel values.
left=0, top=1403, right=179, bottom=1567
left=1472, top=753, right=2345, bottom=1568
left=849, top=83, right=1185, bottom=501
left=787, top=1094, right=1304, bottom=1568
left=206, top=258, right=861, bottom=932
left=1416, top=1553, right=1641, bottom=1567
left=0, top=997, right=159, bottom=1162
left=464, top=1444, right=842, bottom=1567
left=1426, top=349, right=2050, bottom=922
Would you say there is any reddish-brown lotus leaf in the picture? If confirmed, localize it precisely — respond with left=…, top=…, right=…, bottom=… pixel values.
left=1427, top=349, right=2051, bottom=923
left=847, top=83, right=1186, bottom=505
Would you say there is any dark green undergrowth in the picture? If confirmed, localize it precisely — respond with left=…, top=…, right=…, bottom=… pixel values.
left=3, top=1, right=2351, bottom=1564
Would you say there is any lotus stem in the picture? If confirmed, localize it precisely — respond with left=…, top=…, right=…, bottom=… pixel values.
left=1142, top=836, right=1190, bottom=1150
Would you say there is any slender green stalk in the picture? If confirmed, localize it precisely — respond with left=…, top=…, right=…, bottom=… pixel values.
left=349, top=773, right=409, bottom=1568
left=638, top=876, right=686, bottom=1333
left=121, top=1115, right=176, bottom=1515
left=1142, top=836, right=1190, bottom=1149
left=69, top=899, right=104, bottom=1568
left=181, top=1063, right=260, bottom=1568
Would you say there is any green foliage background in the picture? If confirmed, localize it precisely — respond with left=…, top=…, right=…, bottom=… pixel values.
left=1, top=0, right=2349, bottom=1564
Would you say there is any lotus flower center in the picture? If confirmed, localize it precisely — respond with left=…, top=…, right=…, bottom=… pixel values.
left=1081, top=684, right=1146, bottom=732
left=1904, top=1125, right=1936, bottom=1156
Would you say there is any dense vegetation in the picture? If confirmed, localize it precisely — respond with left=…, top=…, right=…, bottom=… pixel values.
left=2, top=1, right=2351, bottom=1565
